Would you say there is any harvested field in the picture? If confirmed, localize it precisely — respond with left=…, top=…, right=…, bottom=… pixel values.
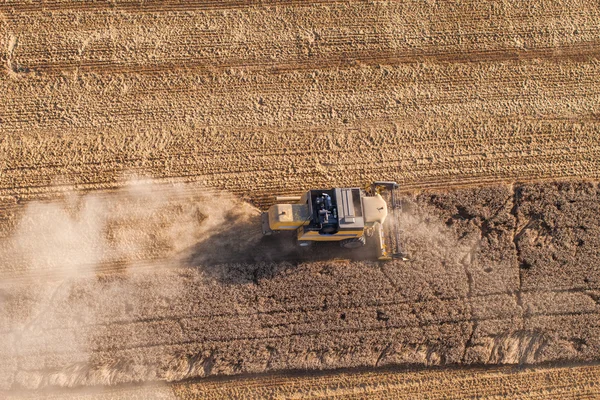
left=2, top=0, right=600, bottom=396
left=1, top=181, right=600, bottom=392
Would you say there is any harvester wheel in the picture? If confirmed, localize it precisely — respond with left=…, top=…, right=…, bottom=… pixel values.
left=340, top=236, right=366, bottom=249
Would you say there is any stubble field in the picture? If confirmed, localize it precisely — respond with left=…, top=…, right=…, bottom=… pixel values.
left=1, top=0, right=600, bottom=397
left=1, top=181, right=600, bottom=397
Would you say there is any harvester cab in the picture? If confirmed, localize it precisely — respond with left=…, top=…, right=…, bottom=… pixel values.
left=261, top=182, right=408, bottom=261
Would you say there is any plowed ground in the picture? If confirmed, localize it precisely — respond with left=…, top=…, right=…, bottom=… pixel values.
left=2, top=0, right=600, bottom=397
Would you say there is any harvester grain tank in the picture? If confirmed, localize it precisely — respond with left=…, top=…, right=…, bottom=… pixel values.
left=262, top=182, right=407, bottom=260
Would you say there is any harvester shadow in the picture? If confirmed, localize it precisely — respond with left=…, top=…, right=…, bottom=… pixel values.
left=187, top=220, right=377, bottom=267
left=187, top=230, right=381, bottom=266
left=179, top=205, right=385, bottom=285
left=185, top=222, right=381, bottom=284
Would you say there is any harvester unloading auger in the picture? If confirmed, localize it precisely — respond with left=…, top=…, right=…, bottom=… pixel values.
left=262, top=182, right=408, bottom=261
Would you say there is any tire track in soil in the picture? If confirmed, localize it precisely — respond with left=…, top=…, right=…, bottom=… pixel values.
left=1, top=285, right=591, bottom=338
left=8, top=43, right=600, bottom=76
left=0, top=0, right=345, bottom=14
left=6, top=309, right=600, bottom=357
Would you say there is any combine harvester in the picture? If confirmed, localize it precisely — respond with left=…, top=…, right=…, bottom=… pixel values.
left=262, top=182, right=407, bottom=260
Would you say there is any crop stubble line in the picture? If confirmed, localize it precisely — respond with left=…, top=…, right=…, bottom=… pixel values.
left=2, top=0, right=599, bottom=20
left=3, top=134, right=598, bottom=174
left=4, top=142, right=596, bottom=182
left=2, top=120, right=597, bottom=152
left=3, top=280, right=598, bottom=339
left=0, top=0, right=348, bottom=14
left=6, top=42, right=600, bottom=77
left=4, top=67, right=591, bottom=122
left=5, top=59, right=586, bottom=93
left=1, top=156, right=595, bottom=189
left=6, top=93, right=600, bottom=130
left=3, top=100, right=599, bottom=138
left=4, top=93, right=597, bottom=126
left=4, top=59, right=599, bottom=87
left=9, top=10, right=598, bottom=49
left=1, top=165, right=598, bottom=212
left=8, top=311, right=600, bottom=355
left=120, top=78, right=600, bottom=97
left=319, top=383, right=598, bottom=400
left=278, top=371, right=600, bottom=397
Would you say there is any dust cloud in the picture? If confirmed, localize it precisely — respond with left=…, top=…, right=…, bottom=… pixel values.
left=0, top=180, right=262, bottom=391
left=1, top=179, right=263, bottom=277
left=398, top=198, right=481, bottom=272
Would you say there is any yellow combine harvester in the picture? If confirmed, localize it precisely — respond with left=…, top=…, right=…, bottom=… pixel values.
left=261, top=182, right=407, bottom=260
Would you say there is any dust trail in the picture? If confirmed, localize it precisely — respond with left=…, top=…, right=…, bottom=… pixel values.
left=397, top=201, right=481, bottom=269
left=0, top=179, right=263, bottom=278
left=0, top=180, right=261, bottom=390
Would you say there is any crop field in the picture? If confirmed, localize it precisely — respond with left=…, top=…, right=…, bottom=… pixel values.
left=2, top=0, right=600, bottom=207
left=1, top=0, right=600, bottom=397
left=6, top=364, right=600, bottom=399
